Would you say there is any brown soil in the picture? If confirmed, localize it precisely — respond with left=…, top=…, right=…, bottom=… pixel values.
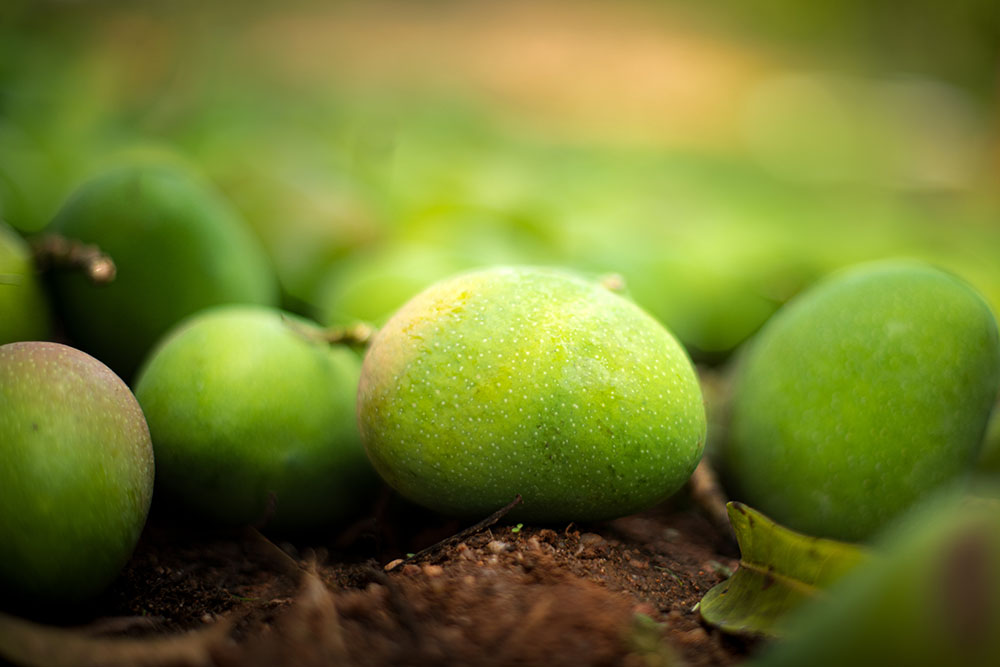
left=0, top=489, right=756, bottom=667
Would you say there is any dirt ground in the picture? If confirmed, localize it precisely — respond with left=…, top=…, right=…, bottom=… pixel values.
left=0, top=483, right=756, bottom=667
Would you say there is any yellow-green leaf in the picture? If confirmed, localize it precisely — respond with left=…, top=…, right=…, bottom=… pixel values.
left=698, top=502, right=870, bottom=638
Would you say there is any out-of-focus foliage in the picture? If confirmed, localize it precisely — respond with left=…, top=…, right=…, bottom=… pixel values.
left=1, top=0, right=997, bottom=360
left=684, top=0, right=1000, bottom=97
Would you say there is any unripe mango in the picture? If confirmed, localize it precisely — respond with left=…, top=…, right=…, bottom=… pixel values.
left=358, top=266, right=707, bottom=522
left=724, top=261, right=1000, bottom=541
left=46, top=163, right=279, bottom=379
left=0, top=222, right=49, bottom=344
left=315, top=243, right=474, bottom=328
left=134, top=305, right=375, bottom=532
left=0, top=342, right=153, bottom=604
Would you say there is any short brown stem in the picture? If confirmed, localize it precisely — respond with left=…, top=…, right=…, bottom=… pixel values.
left=320, top=322, right=376, bottom=347
left=31, top=234, right=116, bottom=285
left=283, top=316, right=376, bottom=349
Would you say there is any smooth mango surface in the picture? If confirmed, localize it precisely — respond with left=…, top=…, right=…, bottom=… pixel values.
left=724, top=261, right=1000, bottom=541
left=47, top=163, right=278, bottom=379
left=0, top=342, right=153, bottom=604
left=134, top=305, right=375, bottom=532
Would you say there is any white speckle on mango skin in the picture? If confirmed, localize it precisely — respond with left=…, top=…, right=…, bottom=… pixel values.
left=0, top=341, right=154, bottom=603
left=358, top=266, right=707, bottom=522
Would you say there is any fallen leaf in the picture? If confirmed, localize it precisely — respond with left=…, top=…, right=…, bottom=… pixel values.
left=698, top=502, right=869, bottom=638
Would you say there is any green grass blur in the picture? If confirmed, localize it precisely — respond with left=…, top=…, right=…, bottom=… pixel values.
left=2, top=0, right=998, bottom=360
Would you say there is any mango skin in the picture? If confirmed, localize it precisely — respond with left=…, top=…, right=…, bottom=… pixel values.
left=358, top=266, right=707, bottom=522
left=134, top=305, right=376, bottom=532
left=47, top=163, right=279, bottom=380
left=0, top=342, right=154, bottom=604
left=0, top=222, right=50, bottom=344
left=724, top=261, right=1000, bottom=542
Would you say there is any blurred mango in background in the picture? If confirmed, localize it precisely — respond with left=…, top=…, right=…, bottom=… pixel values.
left=1, top=0, right=998, bottom=361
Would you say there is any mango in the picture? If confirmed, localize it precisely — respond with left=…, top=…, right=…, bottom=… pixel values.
left=724, top=261, right=1000, bottom=541
left=314, top=243, right=477, bottom=327
left=134, top=305, right=375, bottom=532
left=0, top=342, right=153, bottom=604
left=357, top=266, right=706, bottom=522
left=0, top=221, right=49, bottom=344
left=46, top=163, right=279, bottom=379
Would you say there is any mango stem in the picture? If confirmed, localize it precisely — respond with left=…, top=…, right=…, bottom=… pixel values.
left=31, top=234, right=116, bottom=285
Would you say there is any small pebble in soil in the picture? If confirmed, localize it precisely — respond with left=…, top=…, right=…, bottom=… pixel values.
left=487, top=540, right=510, bottom=554
left=576, top=533, right=609, bottom=558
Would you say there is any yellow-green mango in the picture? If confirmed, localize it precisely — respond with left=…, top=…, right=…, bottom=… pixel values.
left=358, top=266, right=707, bottom=522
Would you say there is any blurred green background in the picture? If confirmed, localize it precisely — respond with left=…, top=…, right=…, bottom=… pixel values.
left=2, top=0, right=998, bottom=362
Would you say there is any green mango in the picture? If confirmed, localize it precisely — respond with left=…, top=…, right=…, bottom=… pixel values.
left=134, top=305, right=375, bottom=532
left=358, top=266, right=706, bottom=522
left=313, top=243, right=479, bottom=327
left=724, top=261, right=1000, bottom=541
left=0, top=221, right=49, bottom=344
left=46, top=163, right=279, bottom=379
left=0, top=342, right=153, bottom=604
left=752, top=487, right=1000, bottom=667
